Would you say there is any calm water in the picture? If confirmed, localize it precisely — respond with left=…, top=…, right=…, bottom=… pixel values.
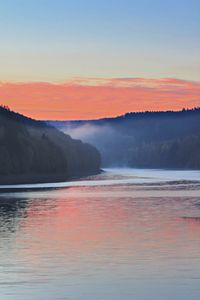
left=0, top=168, right=200, bottom=300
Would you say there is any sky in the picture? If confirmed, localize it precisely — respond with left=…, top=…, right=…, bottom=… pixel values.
left=0, top=0, right=200, bottom=119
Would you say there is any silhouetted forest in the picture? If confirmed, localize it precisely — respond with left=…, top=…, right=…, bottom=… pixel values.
left=49, top=108, right=200, bottom=169
left=0, top=106, right=101, bottom=184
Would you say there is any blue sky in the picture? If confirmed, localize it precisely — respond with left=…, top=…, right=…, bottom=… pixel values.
left=0, top=0, right=199, bottom=81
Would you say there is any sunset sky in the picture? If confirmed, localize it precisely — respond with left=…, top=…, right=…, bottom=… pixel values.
left=0, top=0, right=200, bottom=120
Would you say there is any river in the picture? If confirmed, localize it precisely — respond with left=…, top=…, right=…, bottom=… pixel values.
left=0, top=168, right=200, bottom=300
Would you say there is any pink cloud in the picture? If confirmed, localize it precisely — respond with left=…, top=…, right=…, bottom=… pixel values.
left=0, top=78, right=199, bottom=120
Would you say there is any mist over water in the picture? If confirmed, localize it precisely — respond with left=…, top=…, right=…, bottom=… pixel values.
left=62, top=123, right=110, bottom=142
left=0, top=169, right=200, bottom=300
left=61, top=123, right=127, bottom=167
left=51, top=109, right=200, bottom=169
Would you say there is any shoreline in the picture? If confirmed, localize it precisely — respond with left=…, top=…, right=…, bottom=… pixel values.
left=0, top=169, right=102, bottom=187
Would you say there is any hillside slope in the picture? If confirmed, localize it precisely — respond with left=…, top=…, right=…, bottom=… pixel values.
left=0, top=107, right=101, bottom=184
left=48, top=108, right=200, bottom=169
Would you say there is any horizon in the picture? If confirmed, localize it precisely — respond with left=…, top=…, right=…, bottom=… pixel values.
left=45, top=106, right=200, bottom=122
left=2, top=103, right=199, bottom=122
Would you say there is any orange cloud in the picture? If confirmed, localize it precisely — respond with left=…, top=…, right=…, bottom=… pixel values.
left=0, top=78, right=199, bottom=120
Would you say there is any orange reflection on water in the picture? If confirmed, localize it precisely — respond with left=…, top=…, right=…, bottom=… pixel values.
left=15, top=187, right=200, bottom=270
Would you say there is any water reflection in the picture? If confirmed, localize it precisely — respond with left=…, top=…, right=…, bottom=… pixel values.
left=0, top=197, right=28, bottom=235
left=0, top=171, right=200, bottom=300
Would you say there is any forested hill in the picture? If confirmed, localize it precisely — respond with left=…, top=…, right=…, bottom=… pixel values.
left=48, top=108, right=200, bottom=169
left=0, top=106, right=101, bottom=184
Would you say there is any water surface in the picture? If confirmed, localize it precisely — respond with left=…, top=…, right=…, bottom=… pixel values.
left=0, top=168, right=200, bottom=300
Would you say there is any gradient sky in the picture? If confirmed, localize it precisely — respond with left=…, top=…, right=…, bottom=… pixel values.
left=0, top=0, right=200, bottom=119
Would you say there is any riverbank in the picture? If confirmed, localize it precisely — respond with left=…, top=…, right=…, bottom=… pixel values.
left=0, top=169, right=102, bottom=186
